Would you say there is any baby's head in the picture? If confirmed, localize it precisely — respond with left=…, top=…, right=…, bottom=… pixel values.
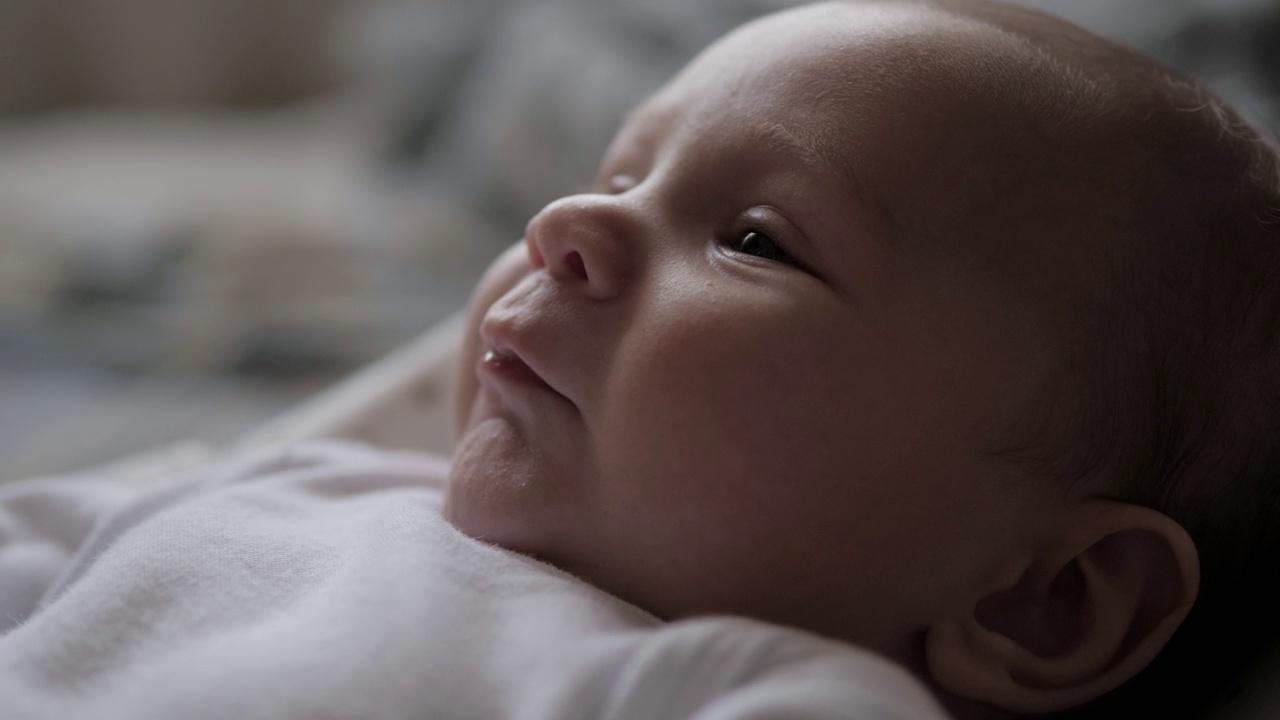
left=444, top=1, right=1280, bottom=716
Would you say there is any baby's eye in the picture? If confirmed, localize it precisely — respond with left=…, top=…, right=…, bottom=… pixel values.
left=731, top=230, right=792, bottom=264
left=584, top=173, right=638, bottom=195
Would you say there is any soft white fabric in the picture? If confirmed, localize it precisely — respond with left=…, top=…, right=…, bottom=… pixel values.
left=0, top=441, right=951, bottom=720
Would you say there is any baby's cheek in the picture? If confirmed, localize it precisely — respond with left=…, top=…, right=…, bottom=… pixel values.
left=607, top=316, right=827, bottom=483
left=475, top=242, right=536, bottom=308
left=453, top=243, right=535, bottom=441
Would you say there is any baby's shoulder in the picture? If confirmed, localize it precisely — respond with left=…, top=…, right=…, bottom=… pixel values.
left=605, top=617, right=951, bottom=719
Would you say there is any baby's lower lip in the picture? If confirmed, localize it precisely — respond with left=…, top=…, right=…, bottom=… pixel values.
left=481, top=349, right=553, bottom=392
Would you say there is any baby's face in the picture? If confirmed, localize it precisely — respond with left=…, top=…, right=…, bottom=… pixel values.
left=447, top=1, right=1092, bottom=659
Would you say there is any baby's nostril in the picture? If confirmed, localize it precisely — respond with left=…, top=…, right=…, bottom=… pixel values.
left=565, top=251, right=588, bottom=280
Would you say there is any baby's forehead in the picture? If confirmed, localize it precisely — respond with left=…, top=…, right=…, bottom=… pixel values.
left=628, top=2, right=1100, bottom=170
left=614, top=1, right=1170, bottom=311
left=617, top=2, right=1173, bottom=232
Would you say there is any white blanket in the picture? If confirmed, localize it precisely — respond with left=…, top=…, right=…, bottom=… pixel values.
left=0, top=441, right=949, bottom=720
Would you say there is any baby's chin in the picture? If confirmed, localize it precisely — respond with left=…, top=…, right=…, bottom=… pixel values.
left=443, top=417, right=569, bottom=556
left=444, top=420, right=519, bottom=527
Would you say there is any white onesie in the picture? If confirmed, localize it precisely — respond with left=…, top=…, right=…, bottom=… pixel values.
left=0, top=441, right=951, bottom=720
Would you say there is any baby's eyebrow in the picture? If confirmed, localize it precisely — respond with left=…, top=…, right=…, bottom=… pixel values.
left=755, top=121, right=865, bottom=198
left=758, top=122, right=827, bottom=168
left=752, top=120, right=884, bottom=234
left=749, top=119, right=896, bottom=278
left=618, top=103, right=677, bottom=148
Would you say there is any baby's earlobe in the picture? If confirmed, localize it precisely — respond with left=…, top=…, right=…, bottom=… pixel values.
left=924, top=501, right=1199, bottom=714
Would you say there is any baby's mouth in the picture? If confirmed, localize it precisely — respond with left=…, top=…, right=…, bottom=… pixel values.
left=481, top=345, right=554, bottom=393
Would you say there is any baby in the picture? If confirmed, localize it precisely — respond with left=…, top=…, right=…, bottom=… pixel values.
left=1, top=1, right=1277, bottom=719
left=453, top=0, right=1280, bottom=715
left=450, top=0, right=1280, bottom=715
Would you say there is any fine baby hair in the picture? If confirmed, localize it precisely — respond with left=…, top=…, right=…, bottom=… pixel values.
left=941, top=4, right=1280, bottom=717
left=1029, top=70, right=1280, bottom=720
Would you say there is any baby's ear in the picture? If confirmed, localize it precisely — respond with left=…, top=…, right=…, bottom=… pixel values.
left=924, top=500, right=1199, bottom=714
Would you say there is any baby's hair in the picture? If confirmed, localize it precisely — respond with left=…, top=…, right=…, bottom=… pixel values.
left=1036, top=67, right=1280, bottom=719
left=928, top=2, right=1280, bottom=714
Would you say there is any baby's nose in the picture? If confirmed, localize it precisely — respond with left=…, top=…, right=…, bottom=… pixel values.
left=524, top=194, right=635, bottom=300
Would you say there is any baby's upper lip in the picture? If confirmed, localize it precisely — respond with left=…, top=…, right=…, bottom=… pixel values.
left=478, top=317, right=569, bottom=402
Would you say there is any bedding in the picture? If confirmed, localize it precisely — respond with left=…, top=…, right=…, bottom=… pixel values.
left=0, top=440, right=948, bottom=720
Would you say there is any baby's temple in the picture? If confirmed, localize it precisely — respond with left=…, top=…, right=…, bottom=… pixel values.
left=0, top=1, right=1277, bottom=719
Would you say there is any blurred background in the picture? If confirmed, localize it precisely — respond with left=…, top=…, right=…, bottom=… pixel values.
left=0, top=0, right=1276, bottom=481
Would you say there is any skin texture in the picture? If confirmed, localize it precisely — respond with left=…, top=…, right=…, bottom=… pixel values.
left=445, top=2, right=1201, bottom=716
